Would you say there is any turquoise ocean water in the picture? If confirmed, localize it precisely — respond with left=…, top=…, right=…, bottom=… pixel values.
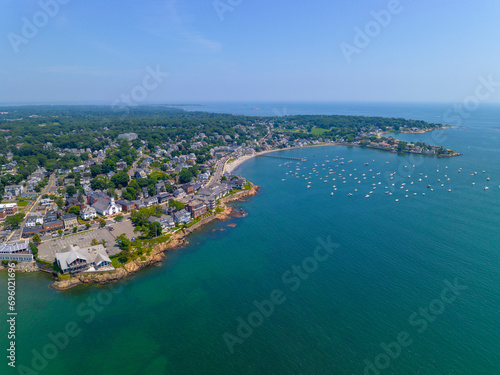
left=1, top=103, right=500, bottom=375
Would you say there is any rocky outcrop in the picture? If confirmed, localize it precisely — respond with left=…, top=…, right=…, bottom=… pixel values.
left=50, top=238, right=186, bottom=290
left=0, top=261, right=39, bottom=273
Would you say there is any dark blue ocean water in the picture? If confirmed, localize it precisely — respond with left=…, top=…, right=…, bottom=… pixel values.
left=1, top=102, right=499, bottom=375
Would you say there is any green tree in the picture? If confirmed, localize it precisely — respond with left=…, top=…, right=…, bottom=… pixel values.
left=116, top=234, right=131, bottom=251
left=55, top=196, right=65, bottom=209
left=178, top=168, right=193, bottom=184
left=57, top=229, right=63, bottom=237
left=32, top=234, right=42, bottom=244
left=111, top=172, right=130, bottom=188
left=91, top=238, right=99, bottom=246
left=65, top=185, right=76, bottom=196
left=72, top=226, right=77, bottom=233
left=91, top=177, right=107, bottom=191
left=85, top=222, right=91, bottom=230
left=29, top=242, right=39, bottom=257
left=168, top=199, right=185, bottom=211
left=4, top=213, right=25, bottom=229
left=68, top=206, right=81, bottom=215
left=147, top=221, right=162, bottom=238
left=99, top=218, right=106, bottom=227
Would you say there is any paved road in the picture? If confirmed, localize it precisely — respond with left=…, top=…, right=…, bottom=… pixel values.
left=4, top=173, right=57, bottom=242
left=208, top=156, right=229, bottom=186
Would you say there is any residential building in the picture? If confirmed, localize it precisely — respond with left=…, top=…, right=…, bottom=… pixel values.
left=62, top=213, right=78, bottom=229
left=145, top=196, right=158, bottom=207
left=148, top=215, right=175, bottom=230
left=116, top=161, right=127, bottom=170
left=43, top=220, right=64, bottom=232
left=182, top=184, right=195, bottom=194
left=185, top=200, right=207, bottom=218
left=81, top=206, right=97, bottom=220
left=116, top=199, right=135, bottom=212
left=174, top=188, right=186, bottom=198
left=173, top=209, right=191, bottom=224
left=25, top=213, right=44, bottom=227
left=157, top=193, right=171, bottom=204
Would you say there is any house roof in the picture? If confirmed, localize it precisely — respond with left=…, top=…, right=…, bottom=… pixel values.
left=116, top=199, right=133, bottom=206
left=92, top=197, right=111, bottom=212
left=56, top=244, right=111, bottom=270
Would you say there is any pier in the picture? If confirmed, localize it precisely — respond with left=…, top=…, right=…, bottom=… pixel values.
left=260, top=155, right=306, bottom=161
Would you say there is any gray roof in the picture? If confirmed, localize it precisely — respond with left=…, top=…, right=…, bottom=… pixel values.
left=92, top=197, right=111, bottom=212
left=0, top=241, right=29, bottom=254
left=56, top=245, right=111, bottom=271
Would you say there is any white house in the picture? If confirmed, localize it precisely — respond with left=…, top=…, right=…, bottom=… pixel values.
left=25, top=213, right=44, bottom=227
left=81, top=206, right=97, bottom=220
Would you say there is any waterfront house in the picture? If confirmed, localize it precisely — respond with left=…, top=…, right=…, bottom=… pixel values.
left=173, top=209, right=191, bottom=224
left=185, top=200, right=207, bottom=218
left=56, top=244, right=113, bottom=274
left=147, top=215, right=175, bottom=230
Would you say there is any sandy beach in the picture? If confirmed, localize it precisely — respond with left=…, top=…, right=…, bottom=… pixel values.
left=224, top=144, right=342, bottom=174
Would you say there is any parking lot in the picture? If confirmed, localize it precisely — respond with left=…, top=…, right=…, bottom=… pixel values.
left=38, top=227, right=121, bottom=262
left=108, top=220, right=136, bottom=241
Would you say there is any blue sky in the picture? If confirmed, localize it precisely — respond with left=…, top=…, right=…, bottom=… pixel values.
left=2, top=0, right=500, bottom=104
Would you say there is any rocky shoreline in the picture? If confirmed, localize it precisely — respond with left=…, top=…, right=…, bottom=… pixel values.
left=49, top=183, right=260, bottom=291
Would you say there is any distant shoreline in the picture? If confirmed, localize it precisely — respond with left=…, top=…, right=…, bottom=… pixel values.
left=225, top=137, right=460, bottom=174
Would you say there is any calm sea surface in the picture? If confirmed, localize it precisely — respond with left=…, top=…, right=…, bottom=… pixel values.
left=1, top=102, right=499, bottom=375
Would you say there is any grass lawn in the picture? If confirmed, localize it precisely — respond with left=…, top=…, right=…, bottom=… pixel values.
left=310, top=128, right=328, bottom=135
